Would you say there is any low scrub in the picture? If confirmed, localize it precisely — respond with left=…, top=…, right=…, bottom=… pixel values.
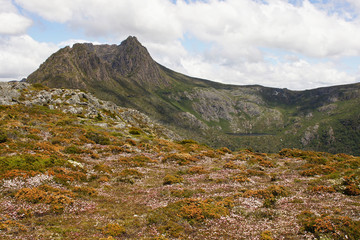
left=163, top=174, right=183, bottom=185
left=162, top=153, right=198, bottom=165
left=298, top=211, right=360, bottom=240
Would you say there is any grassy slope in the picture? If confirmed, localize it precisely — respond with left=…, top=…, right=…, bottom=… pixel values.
left=0, top=89, right=359, bottom=239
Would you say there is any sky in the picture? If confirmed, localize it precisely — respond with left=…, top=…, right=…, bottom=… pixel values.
left=1, top=0, right=360, bottom=90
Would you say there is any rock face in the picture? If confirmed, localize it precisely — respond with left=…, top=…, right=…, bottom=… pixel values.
left=26, top=36, right=360, bottom=154
left=27, top=36, right=169, bottom=90
left=0, top=82, right=179, bottom=140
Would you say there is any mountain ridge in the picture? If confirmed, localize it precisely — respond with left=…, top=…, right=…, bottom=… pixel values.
left=27, top=36, right=360, bottom=155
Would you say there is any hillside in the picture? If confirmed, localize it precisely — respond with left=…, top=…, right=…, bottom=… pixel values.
left=0, top=82, right=359, bottom=239
left=27, top=36, right=360, bottom=155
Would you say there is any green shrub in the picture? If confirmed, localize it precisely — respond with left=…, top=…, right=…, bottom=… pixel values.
left=129, top=127, right=141, bottom=135
left=179, top=139, right=198, bottom=145
left=85, top=131, right=110, bottom=145
left=163, top=174, right=183, bottom=185
left=117, top=169, right=143, bottom=184
left=170, top=189, right=194, bottom=198
left=0, top=155, right=66, bottom=174
left=26, top=134, right=42, bottom=140
left=64, top=145, right=83, bottom=154
left=0, top=129, right=7, bottom=143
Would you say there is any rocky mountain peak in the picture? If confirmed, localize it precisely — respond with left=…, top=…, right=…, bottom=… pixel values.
left=27, top=36, right=169, bottom=89
left=120, top=36, right=142, bottom=47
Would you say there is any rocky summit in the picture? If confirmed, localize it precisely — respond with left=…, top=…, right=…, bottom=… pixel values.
left=27, top=36, right=360, bottom=155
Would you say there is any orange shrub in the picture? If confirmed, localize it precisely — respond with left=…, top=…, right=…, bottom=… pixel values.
left=0, top=220, right=27, bottom=233
left=310, top=186, right=336, bottom=193
left=298, top=211, right=360, bottom=239
left=163, top=174, right=183, bottom=185
left=217, top=147, right=232, bottom=154
left=187, top=166, right=208, bottom=174
left=1, top=169, right=39, bottom=179
left=49, top=167, right=87, bottom=183
left=202, top=150, right=218, bottom=158
left=223, top=161, right=242, bottom=169
left=15, top=187, right=48, bottom=203
left=102, top=223, right=126, bottom=237
left=176, top=198, right=233, bottom=223
left=15, top=185, right=74, bottom=213
left=232, top=174, right=250, bottom=183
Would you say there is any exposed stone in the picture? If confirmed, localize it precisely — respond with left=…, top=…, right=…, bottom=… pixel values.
left=176, top=112, right=209, bottom=131
left=0, top=82, right=179, bottom=141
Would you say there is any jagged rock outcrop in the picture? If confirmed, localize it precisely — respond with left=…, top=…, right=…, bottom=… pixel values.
left=0, top=82, right=179, bottom=140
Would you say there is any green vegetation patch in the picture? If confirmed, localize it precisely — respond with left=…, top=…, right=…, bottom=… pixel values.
left=148, top=197, right=233, bottom=237
left=85, top=131, right=110, bottom=145
left=0, top=154, right=66, bottom=175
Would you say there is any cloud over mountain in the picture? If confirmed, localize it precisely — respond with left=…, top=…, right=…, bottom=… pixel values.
left=2, top=0, right=360, bottom=89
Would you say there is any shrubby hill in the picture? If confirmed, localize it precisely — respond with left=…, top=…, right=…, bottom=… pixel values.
left=0, top=82, right=359, bottom=239
left=27, top=36, right=360, bottom=155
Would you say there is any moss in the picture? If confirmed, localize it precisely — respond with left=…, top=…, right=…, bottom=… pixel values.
left=0, top=155, right=66, bottom=174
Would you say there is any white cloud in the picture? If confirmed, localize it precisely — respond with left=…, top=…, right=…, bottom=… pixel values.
left=0, top=35, right=58, bottom=81
left=14, top=0, right=76, bottom=23
left=176, top=0, right=360, bottom=59
left=14, top=0, right=360, bottom=57
left=178, top=54, right=357, bottom=90
left=7, top=0, right=360, bottom=89
left=0, top=0, right=32, bottom=35
left=14, top=0, right=183, bottom=43
left=346, top=0, right=360, bottom=11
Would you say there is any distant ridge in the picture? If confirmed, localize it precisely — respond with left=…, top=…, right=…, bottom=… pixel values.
left=27, top=36, right=360, bottom=154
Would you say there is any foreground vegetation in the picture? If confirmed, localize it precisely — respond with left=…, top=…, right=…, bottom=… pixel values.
left=0, top=101, right=359, bottom=239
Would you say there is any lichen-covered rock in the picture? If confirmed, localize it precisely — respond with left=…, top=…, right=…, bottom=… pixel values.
left=0, top=82, right=179, bottom=140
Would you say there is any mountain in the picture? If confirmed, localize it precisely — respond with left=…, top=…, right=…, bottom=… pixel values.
left=27, top=36, right=360, bottom=155
left=1, top=81, right=359, bottom=240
